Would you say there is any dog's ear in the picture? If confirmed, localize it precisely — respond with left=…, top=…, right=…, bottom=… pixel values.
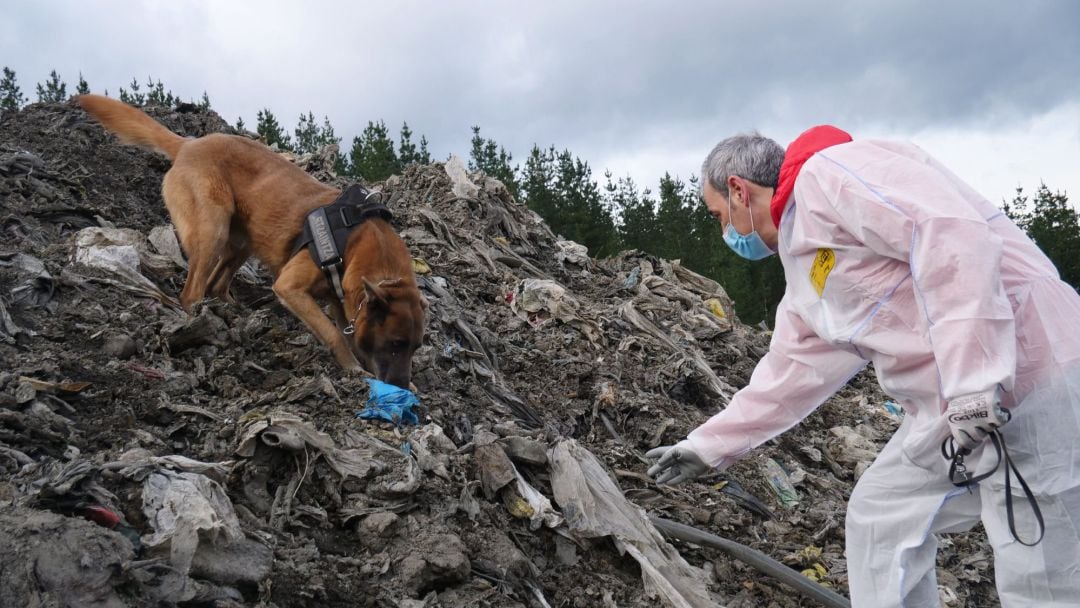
left=363, top=278, right=390, bottom=310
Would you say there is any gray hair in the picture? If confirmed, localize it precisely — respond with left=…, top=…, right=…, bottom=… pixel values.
left=700, top=133, right=785, bottom=196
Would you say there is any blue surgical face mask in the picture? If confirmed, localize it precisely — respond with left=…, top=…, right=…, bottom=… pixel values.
left=722, top=193, right=776, bottom=261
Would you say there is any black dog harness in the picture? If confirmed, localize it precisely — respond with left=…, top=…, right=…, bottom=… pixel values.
left=291, top=184, right=392, bottom=302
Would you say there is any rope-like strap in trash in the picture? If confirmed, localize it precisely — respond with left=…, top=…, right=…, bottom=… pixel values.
left=650, top=516, right=851, bottom=608
left=941, top=430, right=1046, bottom=546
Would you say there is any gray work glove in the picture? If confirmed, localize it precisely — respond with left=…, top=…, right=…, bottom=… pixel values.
left=646, top=441, right=711, bottom=486
left=946, top=388, right=1010, bottom=452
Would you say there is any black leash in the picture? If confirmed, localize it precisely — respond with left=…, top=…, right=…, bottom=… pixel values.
left=941, top=431, right=1045, bottom=546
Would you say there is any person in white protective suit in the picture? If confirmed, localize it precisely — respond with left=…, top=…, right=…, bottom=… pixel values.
left=645, top=125, right=1080, bottom=607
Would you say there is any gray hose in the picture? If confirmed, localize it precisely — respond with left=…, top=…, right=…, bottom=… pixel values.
left=650, top=516, right=851, bottom=608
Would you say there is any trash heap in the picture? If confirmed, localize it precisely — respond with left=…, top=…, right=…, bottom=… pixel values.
left=0, top=100, right=997, bottom=607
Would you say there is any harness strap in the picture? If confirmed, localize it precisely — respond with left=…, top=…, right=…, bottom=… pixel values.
left=942, top=431, right=1045, bottom=546
left=291, top=184, right=392, bottom=304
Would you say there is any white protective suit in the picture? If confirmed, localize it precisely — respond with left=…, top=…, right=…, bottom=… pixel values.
left=684, top=139, right=1080, bottom=607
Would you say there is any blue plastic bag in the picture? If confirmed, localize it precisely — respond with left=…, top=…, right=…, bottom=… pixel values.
left=356, top=379, right=420, bottom=426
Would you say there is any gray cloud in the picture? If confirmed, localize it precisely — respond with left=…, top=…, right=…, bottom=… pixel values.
left=4, top=1, right=1078, bottom=196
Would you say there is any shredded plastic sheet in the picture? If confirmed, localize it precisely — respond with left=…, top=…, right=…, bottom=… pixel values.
left=509, top=278, right=601, bottom=343
left=68, top=227, right=181, bottom=308
left=1, top=252, right=55, bottom=307
left=513, top=467, right=563, bottom=531
left=408, top=423, right=455, bottom=480
left=444, top=154, right=479, bottom=199
left=237, top=410, right=386, bottom=480
left=357, top=379, right=421, bottom=426
left=141, top=469, right=244, bottom=576
left=549, top=440, right=715, bottom=608
left=763, top=458, right=800, bottom=507
left=554, top=240, right=590, bottom=266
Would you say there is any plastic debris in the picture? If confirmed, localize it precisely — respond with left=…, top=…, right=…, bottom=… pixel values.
left=512, top=465, right=563, bottom=530
left=444, top=154, right=479, bottom=199
left=237, top=411, right=387, bottom=480
left=827, top=425, right=880, bottom=469
left=883, top=400, right=903, bottom=418
left=555, top=240, right=590, bottom=266
left=703, top=297, right=727, bottom=320
left=510, top=278, right=602, bottom=342
left=763, top=458, right=800, bottom=507
left=408, top=423, right=455, bottom=479
left=411, top=257, right=432, bottom=274
left=69, top=227, right=181, bottom=308
left=140, top=468, right=245, bottom=577
left=1, top=252, right=55, bottom=308
left=550, top=439, right=715, bottom=608
left=19, top=376, right=91, bottom=394
left=0, top=298, right=34, bottom=344
left=357, top=378, right=421, bottom=426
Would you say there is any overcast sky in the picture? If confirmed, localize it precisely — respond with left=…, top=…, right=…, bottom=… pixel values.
left=4, top=1, right=1078, bottom=206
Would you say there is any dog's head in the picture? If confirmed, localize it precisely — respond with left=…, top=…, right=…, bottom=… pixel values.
left=352, top=278, right=425, bottom=389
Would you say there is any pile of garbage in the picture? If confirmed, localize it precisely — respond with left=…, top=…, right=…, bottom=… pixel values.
left=0, top=100, right=997, bottom=607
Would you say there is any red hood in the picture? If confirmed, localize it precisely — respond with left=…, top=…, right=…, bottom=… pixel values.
left=770, top=125, right=853, bottom=227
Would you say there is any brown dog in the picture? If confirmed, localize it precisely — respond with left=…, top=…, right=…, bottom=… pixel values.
left=78, top=95, right=424, bottom=388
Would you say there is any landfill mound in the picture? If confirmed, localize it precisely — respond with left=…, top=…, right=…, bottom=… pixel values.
left=0, top=100, right=996, bottom=607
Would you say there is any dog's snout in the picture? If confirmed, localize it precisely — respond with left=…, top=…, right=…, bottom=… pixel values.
left=378, top=357, right=413, bottom=391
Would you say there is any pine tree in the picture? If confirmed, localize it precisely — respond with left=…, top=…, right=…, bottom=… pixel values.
left=319, top=116, right=346, bottom=174
left=293, top=111, right=343, bottom=166
left=145, top=77, right=176, bottom=107
left=521, top=145, right=558, bottom=221
left=199, top=91, right=211, bottom=110
left=607, top=173, right=655, bottom=252
left=294, top=111, right=321, bottom=154
left=119, top=78, right=145, bottom=105
left=348, top=120, right=399, bottom=181
left=552, top=149, right=618, bottom=257
left=606, top=170, right=786, bottom=325
left=256, top=108, right=292, bottom=151
left=0, top=67, right=27, bottom=113
left=35, top=69, right=67, bottom=103
left=75, top=72, right=90, bottom=95
left=399, top=122, right=419, bottom=165
left=320, top=116, right=340, bottom=147
left=520, top=144, right=619, bottom=257
left=417, top=135, right=432, bottom=164
left=682, top=177, right=785, bottom=325
left=1006, top=185, right=1079, bottom=291
left=236, top=117, right=246, bottom=132
left=468, top=126, right=519, bottom=199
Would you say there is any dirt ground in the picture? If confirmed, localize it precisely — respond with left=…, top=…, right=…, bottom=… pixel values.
left=0, top=100, right=998, bottom=607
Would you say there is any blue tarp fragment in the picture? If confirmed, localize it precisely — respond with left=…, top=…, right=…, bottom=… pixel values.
left=356, top=379, right=420, bottom=426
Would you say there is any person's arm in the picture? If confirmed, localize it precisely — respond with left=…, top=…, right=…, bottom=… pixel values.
left=802, top=147, right=1017, bottom=403
left=685, top=298, right=867, bottom=468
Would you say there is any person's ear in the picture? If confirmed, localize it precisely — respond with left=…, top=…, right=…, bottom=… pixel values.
left=726, top=176, right=747, bottom=207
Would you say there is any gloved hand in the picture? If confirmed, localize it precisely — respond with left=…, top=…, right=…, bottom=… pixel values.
left=946, top=388, right=1010, bottom=452
left=646, top=441, right=712, bottom=485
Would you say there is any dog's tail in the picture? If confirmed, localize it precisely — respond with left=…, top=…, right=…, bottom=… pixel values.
left=78, top=94, right=187, bottom=160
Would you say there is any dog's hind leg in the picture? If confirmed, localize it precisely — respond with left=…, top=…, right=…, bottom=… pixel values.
left=273, top=254, right=362, bottom=371
left=164, top=172, right=233, bottom=312
left=207, top=233, right=250, bottom=303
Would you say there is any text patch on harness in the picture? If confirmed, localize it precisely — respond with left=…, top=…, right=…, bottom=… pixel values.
left=292, top=184, right=393, bottom=302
